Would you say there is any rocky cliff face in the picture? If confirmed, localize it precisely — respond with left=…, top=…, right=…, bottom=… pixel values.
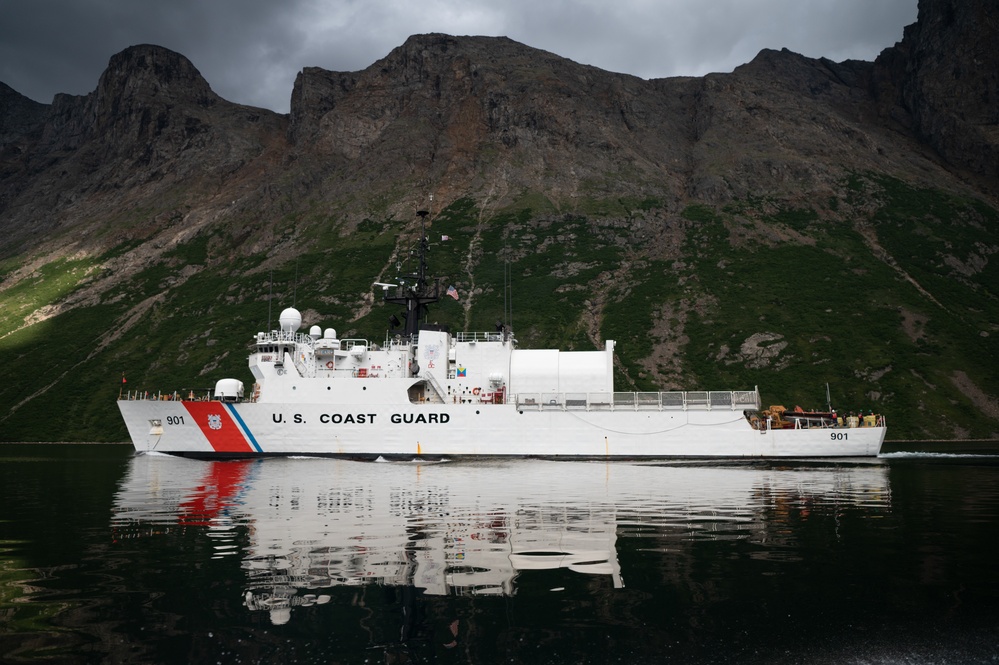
left=0, top=82, right=47, bottom=143
left=283, top=33, right=941, bottom=213
left=2, top=2, right=995, bottom=259
left=0, top=0, right=997, bottom=441
left=1, top=45, right=287, bottom=254
left=872, top=0, right=998, bottom=179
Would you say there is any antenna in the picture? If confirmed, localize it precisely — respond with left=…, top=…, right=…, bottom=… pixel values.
left=383, top=210, right=440, bottom=339
left=267, top=269, right=273, bottom=331
left=503, top=261, right=513, bottom=341
left=508, top=261, right=513, bottom=339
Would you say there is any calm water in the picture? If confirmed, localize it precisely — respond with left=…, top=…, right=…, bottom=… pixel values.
left=2, top=445, right=999, bottom=664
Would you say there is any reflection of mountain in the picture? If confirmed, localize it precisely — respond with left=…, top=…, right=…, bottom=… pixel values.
left=112, top=455, right=890, bottom=624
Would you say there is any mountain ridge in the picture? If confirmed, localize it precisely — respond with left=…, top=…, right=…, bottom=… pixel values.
left=1, top=0, right=997, bottom=441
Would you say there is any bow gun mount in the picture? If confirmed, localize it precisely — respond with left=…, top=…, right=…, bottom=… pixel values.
left=384, top=210, right=443, bottom=339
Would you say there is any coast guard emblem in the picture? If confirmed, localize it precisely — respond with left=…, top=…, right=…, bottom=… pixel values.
left=207, top=414, right=223, bottom=430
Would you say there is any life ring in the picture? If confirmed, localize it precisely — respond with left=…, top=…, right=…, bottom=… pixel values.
left=472, top=387, right=481, bottom=395
left=326, top=361, right=335, bottom=369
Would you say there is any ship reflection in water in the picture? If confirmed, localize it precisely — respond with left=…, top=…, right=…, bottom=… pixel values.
left=111, top=454, right=890, bottom=625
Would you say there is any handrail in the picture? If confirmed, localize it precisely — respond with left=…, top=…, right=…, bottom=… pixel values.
left=422, top=371, right=448, bottom=403
left=255, top=330, right=316, bottom=348
left=455, top=331, right=511, bottom=343
left=514, top=389, right=760, bottom=412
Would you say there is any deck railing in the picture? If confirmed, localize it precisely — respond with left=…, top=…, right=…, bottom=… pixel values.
left=455, top=331, right=511, bottom=343
left=514, top=390, right=759, bottom=412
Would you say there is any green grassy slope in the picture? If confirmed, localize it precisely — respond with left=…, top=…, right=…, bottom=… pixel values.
left=1, top=176, right=996, bottom=441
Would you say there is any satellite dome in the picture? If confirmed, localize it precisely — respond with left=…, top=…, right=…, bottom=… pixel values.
left=214, top=378, right=244, bottom=401
left=278, top=307, right=302, bottom=333
left=309, top=325, right=322, bottom=339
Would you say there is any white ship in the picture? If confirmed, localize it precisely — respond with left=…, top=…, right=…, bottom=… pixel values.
left=118, top=212, right=886, bottom=458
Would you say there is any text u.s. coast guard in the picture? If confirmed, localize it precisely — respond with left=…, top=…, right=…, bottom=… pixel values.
left=273, top=412, right=450, bottom=424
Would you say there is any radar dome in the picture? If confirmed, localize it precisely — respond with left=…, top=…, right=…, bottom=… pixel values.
left=215, top=378, right=244, bottom=401
left=278, top=308, right=302, bottom=333
left=309, top=325, right=322, bottom=339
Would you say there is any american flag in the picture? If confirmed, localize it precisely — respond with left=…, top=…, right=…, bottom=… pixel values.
left=441, top=234, right=450, bottom=241
left=446, top=285, right=459, bottom=300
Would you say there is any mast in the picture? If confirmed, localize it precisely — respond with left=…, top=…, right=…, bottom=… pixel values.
left=384, top=210, right=440, bottom=339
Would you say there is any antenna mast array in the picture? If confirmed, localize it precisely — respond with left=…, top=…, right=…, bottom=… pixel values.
left=384, top=210, right=441, bottom=339
left=502, top=261, right=513, bottom=341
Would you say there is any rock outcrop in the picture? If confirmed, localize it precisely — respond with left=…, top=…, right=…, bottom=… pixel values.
left=0, top=45, right=287, bottom=253
left=872, top=0, right=998, bottom=178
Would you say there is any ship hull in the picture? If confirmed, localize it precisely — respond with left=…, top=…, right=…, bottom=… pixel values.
left=118, top=400, right=885, bottom=458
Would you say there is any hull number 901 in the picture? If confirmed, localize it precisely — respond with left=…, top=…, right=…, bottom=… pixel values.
left=830, top=432, right=848, bottom=441
left=166, top=416, right=186, bottom=425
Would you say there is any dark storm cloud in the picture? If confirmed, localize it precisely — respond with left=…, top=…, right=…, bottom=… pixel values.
left=0, top=0, right=917, bottom=114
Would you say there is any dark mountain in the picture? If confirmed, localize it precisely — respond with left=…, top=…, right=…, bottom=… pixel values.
left=1, top=0, right=997, bottom=442
left=871, top=0, right=998, bottom=179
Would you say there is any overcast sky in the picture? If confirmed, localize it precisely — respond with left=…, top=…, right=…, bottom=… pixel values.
left=1, top=0, right=918, bottom=114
